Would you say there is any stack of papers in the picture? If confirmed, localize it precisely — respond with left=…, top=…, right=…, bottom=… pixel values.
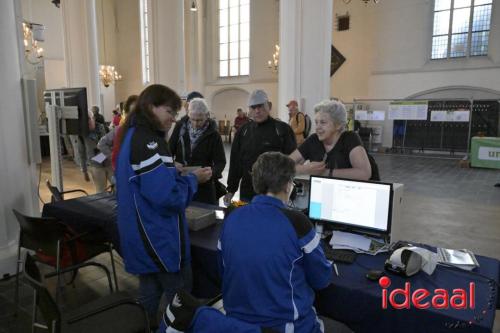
left=437, top=248, right=479, bottom=271
left=329, top=231, right=389, bottom=255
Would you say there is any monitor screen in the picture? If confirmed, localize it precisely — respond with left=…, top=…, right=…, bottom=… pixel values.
left=44, top=87, right=88, bottom=136
left=308, top=176, right=392, bottom=234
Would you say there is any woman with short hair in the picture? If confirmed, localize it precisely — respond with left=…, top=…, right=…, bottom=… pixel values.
left=218, top=151, right=333, bottom=332
left=169, top=97, right=226, bottom=204
left=289, top=99, right=372, bottom=180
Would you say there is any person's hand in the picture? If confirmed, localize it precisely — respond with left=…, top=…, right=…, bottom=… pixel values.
left=306, top=161, right=326, bottom=175
left=192, top=167, right=212, bottom=184
left=223, top=192, right=234, bottom=206
left=174, top=162, right=184, bottom=173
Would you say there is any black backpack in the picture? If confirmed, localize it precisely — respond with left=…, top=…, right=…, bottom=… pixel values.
left=326, top=133, right=381, bottom=181
left=366, top=152, right=380, bottom=181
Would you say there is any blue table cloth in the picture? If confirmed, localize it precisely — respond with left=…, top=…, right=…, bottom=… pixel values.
left=42, top=193, right=499, bottom=333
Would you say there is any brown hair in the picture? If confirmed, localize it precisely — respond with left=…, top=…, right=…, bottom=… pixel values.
left=117, top=84, right=181, bottom=147
left=252, top=152, right=295, bottom=195
left=124, top=94, right=139, bottom=115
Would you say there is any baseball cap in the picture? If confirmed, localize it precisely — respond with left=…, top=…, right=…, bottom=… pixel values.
left=248, top=89, right=269, bottom=107
left=286, top=100, right=298, bottom=107
left=186, top=91, right=204, bottom=102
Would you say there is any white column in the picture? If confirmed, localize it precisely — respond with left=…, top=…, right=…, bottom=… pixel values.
left=61, top=0, right=101, bottom=109
left=152, top=0, right=187, bottom=93
left=85, top=0, right=101, bottom=108
left=0, top=0, right=39, bottom=276
left=278, top=0, right=333, bottom=122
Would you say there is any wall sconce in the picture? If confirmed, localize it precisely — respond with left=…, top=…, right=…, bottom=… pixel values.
left=267, top=44, right=280, bottom=73
left=190, top=0, right=198, bottom=12
left=22, top=22, right=45, bottom=65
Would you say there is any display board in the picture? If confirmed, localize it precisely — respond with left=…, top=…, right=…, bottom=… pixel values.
left=388, top=101, right=428, bottom=120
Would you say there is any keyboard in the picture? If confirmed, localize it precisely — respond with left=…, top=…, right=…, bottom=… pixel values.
left=321, top=243, right=357, bottom=264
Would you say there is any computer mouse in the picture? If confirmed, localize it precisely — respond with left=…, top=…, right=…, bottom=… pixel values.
left=366, top=270, right=385, bottom=281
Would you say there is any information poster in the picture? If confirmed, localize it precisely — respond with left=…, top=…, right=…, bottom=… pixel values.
left=355, top=110, right=386, bottom=121
left=388, top=101, right=428, bottom=120
left=430, top=110, right=470, bottom=122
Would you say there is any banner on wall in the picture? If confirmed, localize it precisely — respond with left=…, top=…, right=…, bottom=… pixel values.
left=430, top=110, right=470, bottom=122
left=388, top=101, right=428, bottom=120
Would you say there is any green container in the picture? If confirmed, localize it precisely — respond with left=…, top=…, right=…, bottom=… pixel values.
left=470, top=137, right=500, bottom=169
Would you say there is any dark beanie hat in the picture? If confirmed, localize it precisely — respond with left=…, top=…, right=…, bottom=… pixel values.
left=186, top=91, right=204, bottom=102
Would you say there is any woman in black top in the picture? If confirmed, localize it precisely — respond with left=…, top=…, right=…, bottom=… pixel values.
left=169, top=98, right=226, bottom=204
left=289, top=100, right=372, bottom=180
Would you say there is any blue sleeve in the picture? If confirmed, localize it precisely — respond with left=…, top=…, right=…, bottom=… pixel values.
left=132, top=163, right=198, bottom=214
left=298, top=228, right=333, bottom=290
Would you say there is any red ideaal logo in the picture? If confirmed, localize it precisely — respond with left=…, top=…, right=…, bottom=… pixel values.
left=379, top=276, right=475, bottom=310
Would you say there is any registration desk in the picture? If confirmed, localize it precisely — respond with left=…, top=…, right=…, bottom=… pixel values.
left=42, top=193, right=499, bottom=333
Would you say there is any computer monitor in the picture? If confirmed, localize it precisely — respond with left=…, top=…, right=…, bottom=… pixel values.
left=308, top=176, right=393, bottom=236
left=43, top=87, right=88, bottom=136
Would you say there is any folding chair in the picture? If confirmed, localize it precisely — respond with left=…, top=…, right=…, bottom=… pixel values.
left=13, top=210, right=118, bottom=309
left=23, top=253, right=149, bottom=333
left=46, top=180, right=88, bottom=203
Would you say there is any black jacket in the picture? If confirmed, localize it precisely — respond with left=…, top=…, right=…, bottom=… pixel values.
left=169, top=116, right=226, bottom=204
left=227, top=117, right=297, bottom=201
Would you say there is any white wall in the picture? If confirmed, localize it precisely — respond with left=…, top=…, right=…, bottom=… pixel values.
left=0, top=0, right=39, bottom=276
left=113, top=0, right=143, bottom=103
left=330, top=1, right=373, bottom=102
left=367, top=0, right=500, bottom=100
left=210, top=88, right=250, bottom=122
left=205, top=82, right=279, bottom=118
left=20, top=0, right=67, bottom=95
left=203, top=0, right=280, bottom=118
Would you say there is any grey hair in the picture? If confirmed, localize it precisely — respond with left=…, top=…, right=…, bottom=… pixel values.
left=252, top=152, right=296, bottom=195
left=314, top=99, right=347, bottom=128
left=188, top=97, right=210, bottom=116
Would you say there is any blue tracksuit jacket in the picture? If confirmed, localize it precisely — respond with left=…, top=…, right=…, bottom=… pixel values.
left=115, top=121, right=197, bottom=274
left=218, top=195, right=333, bottom=332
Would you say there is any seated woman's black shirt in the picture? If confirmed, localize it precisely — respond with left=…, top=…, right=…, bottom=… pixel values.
left=297, top=131, right=363, bottom=170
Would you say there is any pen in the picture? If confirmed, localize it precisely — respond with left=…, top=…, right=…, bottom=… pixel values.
left=333, top=263, right=339, bottom=277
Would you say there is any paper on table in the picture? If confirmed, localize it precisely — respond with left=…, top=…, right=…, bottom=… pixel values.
left=91, top=152, right=107, bottom=164
left=407, top=246, right=438, bottom=275
left=329, top=231, right=371, bottom=251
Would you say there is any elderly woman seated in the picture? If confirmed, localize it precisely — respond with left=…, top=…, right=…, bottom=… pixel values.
left=169, top=98, right=226, bottom=204
left=218, top=152, right=342, bottom=332
left=289, top=100, right=372, bottom=180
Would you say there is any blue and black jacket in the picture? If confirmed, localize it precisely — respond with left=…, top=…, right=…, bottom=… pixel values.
left=115, top=117, right=198, bottom=274
left=218, top=195, right=333, bottom=333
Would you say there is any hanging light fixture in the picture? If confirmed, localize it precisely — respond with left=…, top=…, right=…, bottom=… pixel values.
left=267, top=44, right=280, bottom=73
left=22, top=22, right=45, bottom=65
left=190, top=0, right=198, bottom=12
left=99, top=0, right=122, bottom=87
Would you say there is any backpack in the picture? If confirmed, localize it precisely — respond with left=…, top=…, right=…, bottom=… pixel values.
left=366, top=152, right=380, bottom=181
left=296, top=113, right=312, bottom=138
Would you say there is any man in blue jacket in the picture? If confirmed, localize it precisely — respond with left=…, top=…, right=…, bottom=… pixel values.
left=115, top=84, right=212, bottom=325
left=219, top=152, right=333, bottom=332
